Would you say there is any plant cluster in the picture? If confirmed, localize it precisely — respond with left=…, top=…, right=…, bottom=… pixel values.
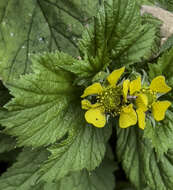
left=0, top=0, right=173, bottom=190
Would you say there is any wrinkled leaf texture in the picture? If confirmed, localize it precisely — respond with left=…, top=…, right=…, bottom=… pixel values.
left=117, top=111, right=173, bottom=190
left=0, top=0, right=101, bottom=82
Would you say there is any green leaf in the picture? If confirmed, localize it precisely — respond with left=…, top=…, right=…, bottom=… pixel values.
left=33, top=159, right=116, bottom=190
left=113, top=24, right=156, bottom=66
left=148, top=48, right=173, bottom=88
left=148, top=62, right=162, bottom=80
left=156, top=0, right=173, bottom=12
left=32, top=182, right=58, bottom=190
left=0, top=81, right=11, bottom=107
left=0, top=51, right=111, bottom=181
left=117, top=122, right=173, bottom=190
left=116, top=181, right=135, bottom=190
left=137, top=0, right=155, bottom=5
left=0, top=133, right=16, bottom=153
left=0, top=149, right=20, bottom=165
left=75, top=0, right=156, bottom=81
left=160, top=34, right=173, bottom=53
left=0, top=148, right=49, bottom=190
left=141, top=13, right=162, bottom=56
left=38, top=116, right=111, bottom=182
left=158, top=48, right=173, bottom=79
left=0, top=52, right=80, bottom=147
left=0, top=0, right=101, bottom=83
left=57, top=159, right=116, bottom=190
left=116, top=126, right=146, bottom=189
left=144, top=111, right=173, bottom=156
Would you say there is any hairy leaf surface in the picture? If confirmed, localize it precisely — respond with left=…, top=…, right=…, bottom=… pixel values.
left=0, top=0, right=100, bottom=82
left=35, top=160, right=115, bottom=190
left=117, top=114, right=173, bottom=190
left=144, top=111, right=173, bottom=156
left=73, top=0, right=156, bottom=83
left=0, top=52, right=80, bottom=147
left=0, top=148, right=49, bottom=190
left=57, top=159, right=115, bottom=190
left=38, top=117, right=111, bottom=182
left=0, top=51, right=112, bottom=181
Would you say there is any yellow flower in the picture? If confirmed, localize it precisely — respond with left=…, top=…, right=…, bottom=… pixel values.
left=127, top=76, right=172, bottom=129
left=81, top=67, right=137, bottom=128
left=119, top=104, right=137, bottom=128
left=81, top=99, right=106, bottom=128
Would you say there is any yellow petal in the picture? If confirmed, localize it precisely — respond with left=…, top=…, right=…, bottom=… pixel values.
left=85, top=107, right=106, bottom=128
left=107, top=67, right=125, bottom=86
left=81, top=83, right=103, bottom=98
left=129, top=76, right=141, bottom=95
left=152, top=101, right=171, bottom=121
left=149, top=76, right=172, bottom=93
left=119, top=104, right=137, bottom=128
left=136, top=108, right=146, bottom=130
left=123, top=79, right=130, bottom=102
left=81, top=99, right=101, bottom=110
left=136, top=93, right=148, bottom=111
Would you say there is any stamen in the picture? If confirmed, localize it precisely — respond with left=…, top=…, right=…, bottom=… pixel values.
left=97, top=86, right=122, bottom=116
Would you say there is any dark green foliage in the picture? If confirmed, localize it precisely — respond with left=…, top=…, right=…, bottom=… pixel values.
left=0, top=0, right=100, bottom=83
left=0, top=0, right=173, bottom=189
left=117, top=120, right=173, bottom=190
left=68, top=0, right=156, bottom=85
left=0, top=148, right=49, bottom=190
left=156, top=0, right=173, bottom=12
left=160, top=34, right=173, bottom=53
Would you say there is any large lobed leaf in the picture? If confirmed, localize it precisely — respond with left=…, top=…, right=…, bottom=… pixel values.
left=0, top=52, right=79, bottom=147
left=57, top=159, right=116, bottom=190
left=0, top=0, right=101, bottom=83
left=0, top=148, right=115, bottom=190
left=116, top=111, right=173, bottom=190
left=0, top=52, right=112, bottom=182
left=72, top=0, right=156, bottom=83
left=0, top=148, right=49, bottom=190
left=38, top=118, right=111, bottom=182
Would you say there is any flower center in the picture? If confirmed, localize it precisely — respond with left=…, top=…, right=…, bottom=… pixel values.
left=97, top=86, right=122, bottom=116
left=141, top=88, right=157, bottom=106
